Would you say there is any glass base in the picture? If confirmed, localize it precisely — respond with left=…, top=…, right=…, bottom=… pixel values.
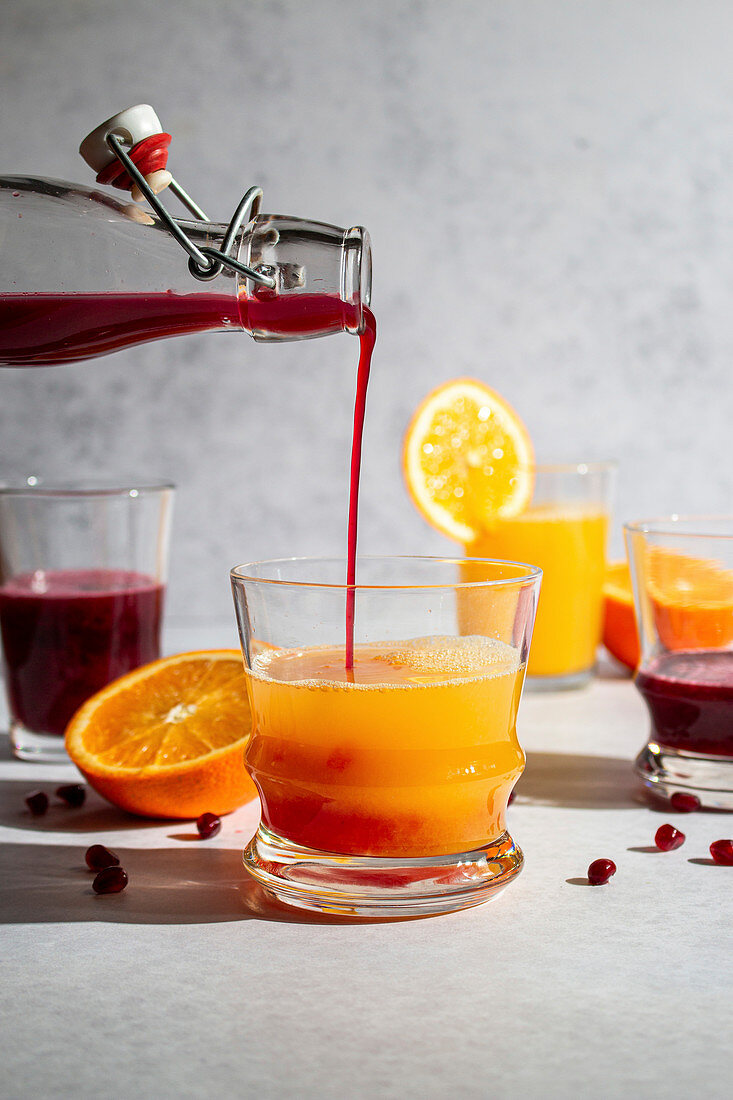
left=524, top=667, right=593, bottom=692
left=243, top=826, right=523, bottom=918
left=635, top=742, right=733, bottom=811
left=11, top=722, right=69, bottom=762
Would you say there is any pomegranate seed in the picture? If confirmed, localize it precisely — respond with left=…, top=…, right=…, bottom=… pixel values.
left=56, top=783, right=86, bottom=807
left=85, top=844, right=120, bottom=871
left=670, top=792, right=700, bottom=813
left=655, top=824, right=685, bottom=851
left=587, top=858, right=616, bottom=885
left=196, top=812, right=221, bottom=839
left=92, top=866, right=128, bottom=894
left=25, top=790, right=49, bottom=816
left=709, top=839, right=733, bottom=866
left=507, top=789, right=516, bottom=805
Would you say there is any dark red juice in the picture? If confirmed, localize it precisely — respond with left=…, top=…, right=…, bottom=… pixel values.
left=0, top=568, right=164, bottom=736
left=635, top=650, right=733, bottom=757
left=0, top=292, right=359, bottom=365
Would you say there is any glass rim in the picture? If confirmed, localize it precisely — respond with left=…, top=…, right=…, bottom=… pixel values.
left=230, top=554, right=542, bottom=592
left=0, top=476, right=175, bottom=499
left=624, top=515, right=733, bottom=540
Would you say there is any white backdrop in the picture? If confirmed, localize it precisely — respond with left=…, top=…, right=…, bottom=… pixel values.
left=3, top=0, right=733, bottom=619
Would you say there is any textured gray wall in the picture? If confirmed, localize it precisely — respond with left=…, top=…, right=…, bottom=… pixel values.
left=2, top=0, right=733, bottom=620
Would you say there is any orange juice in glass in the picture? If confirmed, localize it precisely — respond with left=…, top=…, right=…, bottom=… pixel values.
left=468, top=464, right=614, bottom=689
left=231, top=556, right=541, bottom=918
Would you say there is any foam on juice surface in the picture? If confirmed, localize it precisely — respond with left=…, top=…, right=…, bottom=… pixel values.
left=250, top=635, right=520, bottom=688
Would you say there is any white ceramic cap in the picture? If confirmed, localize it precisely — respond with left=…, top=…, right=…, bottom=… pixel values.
left=79, top=104, right=165, bottom=171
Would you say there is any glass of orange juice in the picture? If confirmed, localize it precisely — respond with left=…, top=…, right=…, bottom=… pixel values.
left=231, top=555, right=541, bottom=918
left=467, top=463, right=615, bottom=690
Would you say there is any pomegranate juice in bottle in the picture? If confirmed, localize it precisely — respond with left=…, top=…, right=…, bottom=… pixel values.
left=0, top=291, right=361, bottom=366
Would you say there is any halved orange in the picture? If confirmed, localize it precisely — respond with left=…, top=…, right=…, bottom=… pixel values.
left=402, top=378, right=534, bottom=543
left=65, top=650, right=257, bottom=819
left=646, top=547, right=733, bottom=651
left=602, top=561, right=640, bottom=670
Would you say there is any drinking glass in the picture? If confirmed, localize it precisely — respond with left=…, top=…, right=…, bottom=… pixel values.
left=467, top=462, right=615, bottom=689
left=0, top=478, right=174, bottom=761
left=625, top=516, right=733, bottom=810
left=231, top=555, right=541, bottom=918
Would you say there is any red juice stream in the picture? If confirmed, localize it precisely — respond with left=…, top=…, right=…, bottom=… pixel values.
left=345, top=307, right=376, bottom=672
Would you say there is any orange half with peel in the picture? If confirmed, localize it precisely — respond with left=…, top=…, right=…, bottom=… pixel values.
left=65, top=650, right=256, bottom=819
left=402, top=378, right=534, bottom=543
left=602, top=561, right=640, bottom=670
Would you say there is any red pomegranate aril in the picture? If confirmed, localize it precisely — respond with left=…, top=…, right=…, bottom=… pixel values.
left=655, top=824, right=685, bottom=851
left=507, top=789, right=517, bottom=805
left=670, top=792, right=700, bottom=813
left=196, top=812, right=221, bottom=839
left=25, top=790, right=49, bottom=816
left=85, top=844, right=120, bottom=871
left=56, top=783, right=86, bottom=808
left=587, top=858, right=616, bottom=885
left=92, top=866, right=128, bottom=894
left=709, top=839, right=733, bottom=866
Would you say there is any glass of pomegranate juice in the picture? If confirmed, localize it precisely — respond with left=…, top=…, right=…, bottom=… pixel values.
left=0, top=479, right=174, bottom=760
left=625, top=516, right=733, bottom=810
left=231, top=555, right=541, bottom=918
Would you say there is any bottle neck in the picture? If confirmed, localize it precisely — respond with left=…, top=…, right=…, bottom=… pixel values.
left=236, top=216, right=371, bottom=343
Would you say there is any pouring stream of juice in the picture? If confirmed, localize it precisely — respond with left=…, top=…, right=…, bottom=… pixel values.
left=346, top=307, right=376, bottom=671
left=0, top=290, right=377, bottom=671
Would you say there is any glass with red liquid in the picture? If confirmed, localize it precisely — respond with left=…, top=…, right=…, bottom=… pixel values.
left=0, top=479, right=174, bottom=760
left=625, top=516, right=733, bottom=810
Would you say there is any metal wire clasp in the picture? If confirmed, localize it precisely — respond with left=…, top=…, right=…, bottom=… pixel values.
left=105, top=133, right=275, bottom=288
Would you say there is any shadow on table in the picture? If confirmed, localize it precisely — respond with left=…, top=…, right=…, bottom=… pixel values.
left=0, top=841, right=401, bottom=927
left=0, top=776, right=168, bottom=835
left=0, top=772, right=424, bottom=927
left=516, top=751, right=638, bottom=810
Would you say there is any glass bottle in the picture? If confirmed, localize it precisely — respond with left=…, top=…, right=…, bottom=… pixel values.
left=0, top=175, right=371, bottom=366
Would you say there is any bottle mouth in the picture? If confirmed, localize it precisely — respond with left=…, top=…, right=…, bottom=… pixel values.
left=236, top=215, right=372, bottom=341
left=341, top=226, right=372, bottom=335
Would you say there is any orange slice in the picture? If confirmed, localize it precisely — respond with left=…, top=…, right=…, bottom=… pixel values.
left=602, top=561, right=640, bottom=670
left=402, top=378, right=534, bottom=542
left=646, top=547, right=733, bottom=651
left=65, top=650, right=257, bottom=819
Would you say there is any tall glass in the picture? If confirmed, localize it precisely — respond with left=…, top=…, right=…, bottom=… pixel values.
left=231, top=556, right=541, bottom=918
left=625, top=516, right=733, bottom=810
left=0, top=478, right=174, bottom=760
left=467, top=463, right=614, bottom=689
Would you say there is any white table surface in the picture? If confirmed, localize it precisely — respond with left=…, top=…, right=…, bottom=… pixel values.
left=2, top=624, right=732, bottom=1100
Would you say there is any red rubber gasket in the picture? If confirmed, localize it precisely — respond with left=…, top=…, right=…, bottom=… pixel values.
left=96, top=133, right=172, bottom=191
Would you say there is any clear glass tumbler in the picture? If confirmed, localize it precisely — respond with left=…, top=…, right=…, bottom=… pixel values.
left=467, top=462, right=615, bottom=689
left=0, top=478, right=174, bottom=760
left=625, top=516, right=733, bottom=810
left=231, top=555, right=541, bottom=918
